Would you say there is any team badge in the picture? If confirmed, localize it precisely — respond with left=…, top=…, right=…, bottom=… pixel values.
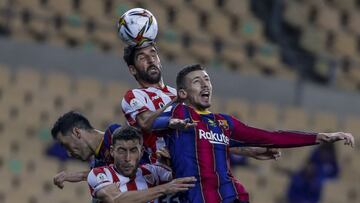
left=218, top=120, right=229, bottom=130
left=96, top=173, right=108, bottom=183
left=130, top=98, right=142, bottom=110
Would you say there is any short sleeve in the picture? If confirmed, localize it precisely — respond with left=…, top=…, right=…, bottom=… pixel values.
left=87, top=167, right=113, bottom=197
left=121, top=90, right=150, bottom=126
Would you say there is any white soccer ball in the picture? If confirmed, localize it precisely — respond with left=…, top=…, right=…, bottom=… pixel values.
left=117, top=8, right=158, bottom=47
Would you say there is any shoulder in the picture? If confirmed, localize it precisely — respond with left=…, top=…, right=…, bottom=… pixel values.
left=123, top=88, right=147, bottom=101
left=165, top=85, right=177, bottom=94
left=104, top=123, right=122, bottom=136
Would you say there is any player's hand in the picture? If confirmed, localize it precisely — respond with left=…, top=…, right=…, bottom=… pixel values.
left=162, top=177, right=196, bottom=195
left=53, top=171, right=67, bottom=189
left=156, top=147, right=172, bottom=167
left=249, top=147, right=281, bottom=160
left=169, top=118, right=196, bottom=130
left=316, top=132, right=355, bottom=147
left=102, top=183, right=121, bottom=197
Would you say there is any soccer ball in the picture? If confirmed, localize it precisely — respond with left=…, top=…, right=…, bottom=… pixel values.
left=117, top=8, right=158, bottom=47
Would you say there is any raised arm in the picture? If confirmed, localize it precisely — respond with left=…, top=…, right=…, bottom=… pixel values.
left=53, top=170, right=89, bottom=189
left=230, top=116, right=354, bottom=148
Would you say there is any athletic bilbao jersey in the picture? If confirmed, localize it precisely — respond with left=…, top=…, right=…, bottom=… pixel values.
left=162, top=103, right=317, bottom=203
left=87, top=164, right=172, bottom=203
left=89, top=123, right=121, bottom=168
left=121, top=85, right=176, bottom=162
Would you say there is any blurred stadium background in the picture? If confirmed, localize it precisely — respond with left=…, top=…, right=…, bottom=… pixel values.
left=0, top=0, right=359, bottom=202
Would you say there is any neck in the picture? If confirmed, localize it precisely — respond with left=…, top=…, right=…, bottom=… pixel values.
left=138, top=79, right=165, bottom=89
left=186, top=102, right=210, bottom=114
left=86, top=129, right=105, bottom=155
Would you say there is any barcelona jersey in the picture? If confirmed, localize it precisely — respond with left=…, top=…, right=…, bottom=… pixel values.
left=159, top=103, right=317, bottom=203
left=90, top=123, right=121, bottom=168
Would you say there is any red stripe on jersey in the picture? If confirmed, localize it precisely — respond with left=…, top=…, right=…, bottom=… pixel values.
left=123, top=90, right=149, bottom=126
left=140, top=165, right=155, bottom=187
left=108, top=166, right=120, bottom=182
left=232, top=179, right=249, bottom=201
left=195, top=126, right=222, bottom=203
left=126, top=177, right=138, bottom=191
left=162, top=86, right=177, bottom=100
left=143, top=90, right=166, bottom=109
left=190, top=109, right=222, bottom=203
left=92, top=166, right=107, bottom=176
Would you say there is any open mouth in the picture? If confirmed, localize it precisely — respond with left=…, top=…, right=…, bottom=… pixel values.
left=200, top=90, right=210, bottom=99
left=148, top=66, right=159, bottom=74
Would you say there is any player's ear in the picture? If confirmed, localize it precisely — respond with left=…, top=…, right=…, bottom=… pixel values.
left=128, top=65, right=137, bottom=76
left=178, top=89, right=187, bottom=100
left=72, top=127, right=81, bottom=139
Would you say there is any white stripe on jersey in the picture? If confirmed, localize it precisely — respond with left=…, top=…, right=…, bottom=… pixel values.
left=122, top=86, right=177, bottom=124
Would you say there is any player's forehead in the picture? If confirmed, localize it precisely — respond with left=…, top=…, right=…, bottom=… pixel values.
left=113, top=139, right=140, bottom=149
left=186, top=70, right=209, bottom=81
left=135, top=45, right=157, bottom=56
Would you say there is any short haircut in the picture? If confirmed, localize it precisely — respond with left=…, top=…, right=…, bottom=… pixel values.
left=112, top=126, right=143, bottom=146
left=51, top=111, right=93, bottom=139
left=123, top=42, right=158, bottom=66
left=176, top=64, right=205, bottom=90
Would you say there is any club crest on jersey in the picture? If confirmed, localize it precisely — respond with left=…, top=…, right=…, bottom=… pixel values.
left=96, top=173, right=108, bottom=183
left=198, top=129, right=229, bottom=145
left=130, top=98, right=142, bottom=110
left=218, top=120, right=229, bottom=130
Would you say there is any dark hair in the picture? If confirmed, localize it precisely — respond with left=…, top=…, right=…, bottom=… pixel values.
left=123, top=42, right=158, bottom=66
left=51, top=111, right=93, bottom=139
left=123, top=45, right=137, bottom=66
left=112, top=126, right=143, bottom=145
left=176, top=64, right=204, bottom=90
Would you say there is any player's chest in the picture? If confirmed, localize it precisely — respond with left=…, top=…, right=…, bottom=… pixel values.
left=117, top=172, right=157, bottom=192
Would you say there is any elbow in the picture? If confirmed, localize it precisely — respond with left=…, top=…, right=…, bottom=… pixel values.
left=138, top=121, right=152, bottom=132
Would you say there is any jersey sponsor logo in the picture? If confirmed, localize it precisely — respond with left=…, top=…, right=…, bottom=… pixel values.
left=151, top=95, right=160, bottom=100
left=198, top=129, right=229, bottom=145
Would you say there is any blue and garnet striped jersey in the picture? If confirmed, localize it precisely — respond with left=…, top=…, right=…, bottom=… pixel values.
left=89, top=123, right=121, bottom=169
left=157, top=103, right=317, bottom=203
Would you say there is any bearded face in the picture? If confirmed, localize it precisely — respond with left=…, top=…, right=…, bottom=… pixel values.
left=132, top=45, right=162, bottom=84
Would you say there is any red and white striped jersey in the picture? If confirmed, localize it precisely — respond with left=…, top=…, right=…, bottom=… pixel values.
left=87, top=164, right=172, bottom=202
left=121, top=86, right=176, bottom=125
left=121, top=86, right=177, bottom=161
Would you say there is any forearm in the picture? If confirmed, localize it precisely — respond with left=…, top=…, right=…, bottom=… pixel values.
left=137, top=102, right=173, bottom=132
left=65, top=171, right=89, bottom=182
left=112, top=185, right=166, bottom=203
left=233, top=124, right=318, bottom=148
left=229, top=147, right=252, bottom=157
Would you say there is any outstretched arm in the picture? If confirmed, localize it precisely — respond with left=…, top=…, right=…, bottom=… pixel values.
left=53, top=170, right=89, bottom=189
left=230, top=116, right=355, bottom=148
left=229, top=147, right=281, bottom=160
left=96, top=177, right=196, bottom=203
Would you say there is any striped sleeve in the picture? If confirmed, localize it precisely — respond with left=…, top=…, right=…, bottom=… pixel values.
left=121, top=89, right=150, bottom=126
left=87, top=167, right=113, bottom=197
left=143, top=164, right=173, bottom=184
